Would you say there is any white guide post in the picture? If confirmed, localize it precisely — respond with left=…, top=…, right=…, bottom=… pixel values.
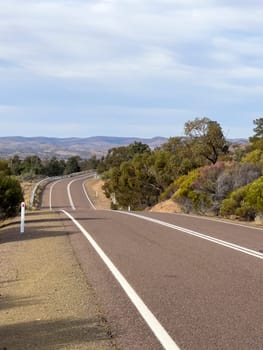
left=20, top=202, right=25, bottom=234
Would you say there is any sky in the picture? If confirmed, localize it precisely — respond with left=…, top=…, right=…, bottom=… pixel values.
left=0, top=0, right=262, bottom=139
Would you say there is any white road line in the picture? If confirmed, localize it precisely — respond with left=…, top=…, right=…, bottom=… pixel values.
left=178, top=212, right=263, bottom=231
left=49, top=179, right=62, bottom=211
left=117, top=211, right=263, bottom=260
left=82, top=180, right=96, bottom=210
left=61, top=209, right=181, bottom=350
left=67, top=179, right=76, bottom=210
left=67, top=174, right=96, bottom=211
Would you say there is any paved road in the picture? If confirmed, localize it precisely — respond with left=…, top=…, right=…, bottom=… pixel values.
left=40, top=174, right=263, bottom=350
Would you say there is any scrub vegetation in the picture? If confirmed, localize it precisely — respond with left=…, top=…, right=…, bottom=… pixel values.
left=0, top=117, right=262, bottom=222
left=98, top=117, right=263, bottom=222
left=0, top=161, right=24, bottom=220
left=0, top=156, right=98, bottom=220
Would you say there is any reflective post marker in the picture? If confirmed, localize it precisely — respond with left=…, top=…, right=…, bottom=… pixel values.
left=20, top=202, right=25, bottom=233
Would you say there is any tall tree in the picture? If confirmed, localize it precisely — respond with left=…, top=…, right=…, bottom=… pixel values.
left=64, top=156, right=81, bottom=175
left=249, top=118, right=263, bottom=150
left=9, top=155, right=22, bottom=176
left=252, top=118, right=263, bottom=138
left=44, top=157, right=65, bottom=176
left=184, top=117, right=229, bottom=164
left=22, top=156, right=43, bottom=177
left=97, top=141, right=151, bottom=173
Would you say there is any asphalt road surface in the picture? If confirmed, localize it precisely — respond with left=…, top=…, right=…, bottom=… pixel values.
left=40, top=174, right=263, bottom=350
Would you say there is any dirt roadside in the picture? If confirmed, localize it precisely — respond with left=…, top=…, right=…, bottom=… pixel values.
left=0, top=208, right=119, bottom=350
left=83, top=178, right=111, bottom=210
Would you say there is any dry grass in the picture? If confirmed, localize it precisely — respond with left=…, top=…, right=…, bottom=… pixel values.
left=84, top=179, right=111, bottom=210
left=20, top=181, right=35, bottom=208
left=150, top=199, right=182, bottom=213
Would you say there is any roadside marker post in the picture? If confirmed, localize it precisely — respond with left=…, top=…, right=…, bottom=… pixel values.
left=20, top=202, right=25, bottom=234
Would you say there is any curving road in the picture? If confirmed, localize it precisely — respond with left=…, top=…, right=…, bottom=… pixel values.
left=40, top=174, right=263, bottom=350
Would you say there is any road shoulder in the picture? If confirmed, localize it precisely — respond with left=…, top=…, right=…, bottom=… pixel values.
left=0, top=210, right=118, bottom=350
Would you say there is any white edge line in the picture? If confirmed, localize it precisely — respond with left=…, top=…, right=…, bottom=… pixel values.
left=117, top=212, right=263, bottom=260
left=61, top=209, right=181, bottom=350
left=68, top=174, right=96, bottom=211
left=49, top=179, right=62, bottom=211
left=67, top=180, right=76, bottom=210
left=177, top=212, right=263, bottom=231
left=82, top=180, right=96, bottom=210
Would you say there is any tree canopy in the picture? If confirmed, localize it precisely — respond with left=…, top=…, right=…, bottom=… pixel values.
left=249, top=117, right=263, bottom=150
left=184, top=117, right=229, bottom=164
left=252, top=118, right=263, bottom=138
left=1, top=117, right=262, bottom=222
left=97, top=117, right=262, bottom=220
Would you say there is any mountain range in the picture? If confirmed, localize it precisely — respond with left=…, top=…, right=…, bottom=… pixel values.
left=0, top=136, right=168, bottom=159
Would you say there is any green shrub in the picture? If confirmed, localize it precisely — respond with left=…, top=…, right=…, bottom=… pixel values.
left=219, top=197, right=238, bottom=217
left=241, top=149, right=263, bottom=166
left=220, top=186, right=247, bottom=216
left=220, top=177, right=263, bottom=220
left=172, top=169, right=204, bottom=213
left=0, top=175, right=24, bottom=220
left=245, top=176, right=263, bottom=212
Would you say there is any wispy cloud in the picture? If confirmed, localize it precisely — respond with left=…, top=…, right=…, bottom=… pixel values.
left=1, top=1, right=262, bottom=76
left=0, top=0, right=261, bottom=138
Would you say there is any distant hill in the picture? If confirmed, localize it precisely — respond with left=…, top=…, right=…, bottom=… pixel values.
left=0, top=136, right=168, bottom=159
left=228, top=138, right=249, bottom=145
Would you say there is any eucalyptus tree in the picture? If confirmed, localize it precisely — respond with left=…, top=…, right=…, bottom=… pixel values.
left=184, top=117, right=229, bottom=164
left=249, top=117, right=263, bottom=150
left=64, top=156, right=81, bottom=175
left=97, top=141, right=151, bottom=174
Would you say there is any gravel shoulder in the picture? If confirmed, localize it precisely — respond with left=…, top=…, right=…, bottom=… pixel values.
left=0, top=210, right=118, bottom=350
left=84, top=178, right=111, bottom=210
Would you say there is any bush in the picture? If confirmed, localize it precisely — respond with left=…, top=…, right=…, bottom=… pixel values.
left=170, top=162, right=262, bottom=217
left=220, top=186, right=249, bottom=218
left=172, top=169, right=204, bottom=213
left=245, top=176, right=263, bottom=212
left=0, top=175, right=24, bottom=220
left=241, top=149, right=263, bottom=166
left=220, top=177, right=263, bottom=221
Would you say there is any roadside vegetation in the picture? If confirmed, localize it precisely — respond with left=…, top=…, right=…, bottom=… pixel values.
left=0, top=117, right=262, bottom=222
left=0, top=160, right=24, bottom=220
left=0, top=156, right=98, bottom=221
left=98, top=117, right=263, bottom=222
left=8, top=155, right=99, bottom=179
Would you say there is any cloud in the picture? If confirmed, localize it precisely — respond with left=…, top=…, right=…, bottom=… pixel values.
left=0, top=0, right=261, bottom=138
left=1, top=0, right=262, bottom=81
left=0, top=105, right=255, bottom=139
left=0, top=102, right=190, bottom=137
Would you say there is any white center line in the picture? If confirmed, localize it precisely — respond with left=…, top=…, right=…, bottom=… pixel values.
left=67, top=174, right=96, bottom=211
left=82, top=179, right=96, bottom=210
left=61, top=209, right=181, bottom=350
left=49, top=180, right=62, bottom=211
left=117, top=211, right=263, bottom=260
left=67, top=179, right=76, bottom=210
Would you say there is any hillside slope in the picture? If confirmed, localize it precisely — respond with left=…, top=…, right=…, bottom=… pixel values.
left=0, top=136, right=167, bottom=159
